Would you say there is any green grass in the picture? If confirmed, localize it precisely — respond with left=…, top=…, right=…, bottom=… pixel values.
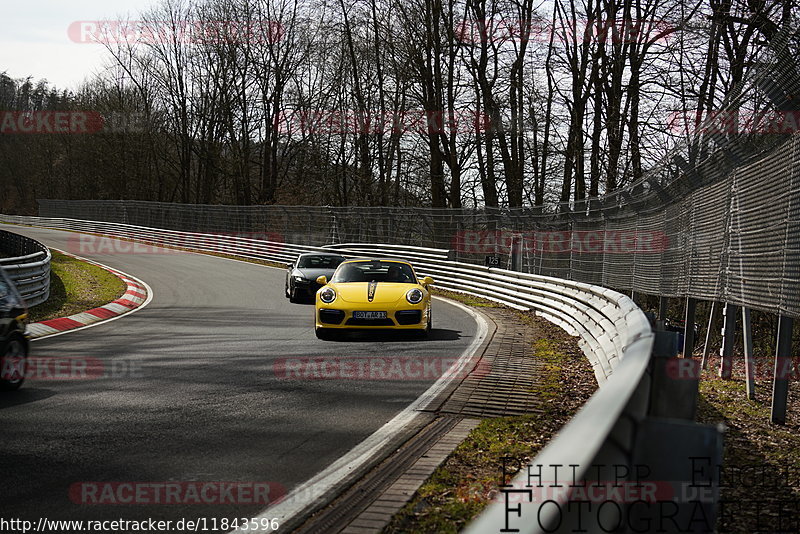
left=697, top=376, right=800, bottom=533
left=430, top=287, right=500, bottom=308
left=698, top=378, right=800, bottom=470
left=384, top=414, right=545, bottom=534
left=529, top=338, right=566, bottom=403
left=28, top=250, right=127, bottom=322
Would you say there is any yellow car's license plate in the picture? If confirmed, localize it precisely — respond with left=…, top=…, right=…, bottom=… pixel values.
left=353, top=311, right=387, bottom=320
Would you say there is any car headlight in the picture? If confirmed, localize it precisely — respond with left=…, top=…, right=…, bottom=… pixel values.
left=406, top=288, right=424, bottom=304
left=320, top=287, right=336, bottom=303
left=293, top=276, right=305, bottom=282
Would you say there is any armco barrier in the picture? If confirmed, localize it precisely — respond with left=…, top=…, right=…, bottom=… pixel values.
left=0, top=229, right=51, bottom=306
left=325, top=243, right=636, bottom=383
left=0, top=215, right=722, bottom=532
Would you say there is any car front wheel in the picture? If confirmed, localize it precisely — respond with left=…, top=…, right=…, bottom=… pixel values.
left=289, top=286, right=301, bottom=303
left=413, top=310, right=431, bottom=340
left=0, top=335, right=27, bottom=391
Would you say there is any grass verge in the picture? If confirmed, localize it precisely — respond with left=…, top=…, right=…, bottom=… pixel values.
left=28, top=250, right=127, bottom=323
left=430, top=287, right=500, bottom=308
left=697, top=354, right=800, bottom=534
left=382, top=312, right=596, bottom=533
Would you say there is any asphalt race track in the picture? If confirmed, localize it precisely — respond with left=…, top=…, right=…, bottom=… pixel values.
left=0, top=224, right=478, bottom=530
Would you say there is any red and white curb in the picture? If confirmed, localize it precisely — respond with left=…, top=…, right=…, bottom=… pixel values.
left=26, top=250, right=152, bottom=339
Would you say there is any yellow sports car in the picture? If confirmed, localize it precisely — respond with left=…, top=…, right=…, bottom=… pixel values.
left=314, top=259, right=434, bottom=339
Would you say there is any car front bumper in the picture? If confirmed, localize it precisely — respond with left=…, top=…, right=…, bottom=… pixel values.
left=294, top=280, right=323, bottom=297
left=315, top=304, right=430, bottom=330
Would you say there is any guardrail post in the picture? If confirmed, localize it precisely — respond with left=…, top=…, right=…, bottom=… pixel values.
left=630, top=418, right=723, bottom=534
left=718, top=303, right=737, bottom=379
left=630, top=328, right=723, bottom=534
left=771, top=315, right=793, bottom=424
left=649, top=329, right=698, bottom=420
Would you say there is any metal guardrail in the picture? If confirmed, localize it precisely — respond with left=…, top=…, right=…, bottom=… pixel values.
left=325, top=243, right=641, bottom=383
left=323, top=244, right=723, bottom=533
left=1, top=216, right=325, bottom=264
left=0, top=215, right=721, bottom=532
left=0, top=229, right=51, bottom=307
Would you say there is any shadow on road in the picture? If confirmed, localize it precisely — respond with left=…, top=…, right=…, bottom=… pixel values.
left=0, top=387, right=57, bottom=409
left=326, top=328, right=462, bottom=343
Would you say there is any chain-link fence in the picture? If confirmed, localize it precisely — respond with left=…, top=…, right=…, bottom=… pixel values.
left=31, top=22, right=800, bottom=320
left=35, top=132, right=800, bottom=319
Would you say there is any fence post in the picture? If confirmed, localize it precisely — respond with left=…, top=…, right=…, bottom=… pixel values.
left=741, top=307, right=756, bottom=400
left=658, top=296, right=669, bottom=320
left=701, top=301, right=717, bottom=369
left=327, top=206, right=339, bottom=245
left=509, top=234, right=523, bottom=271
left=719, top=303, right=737, bottom=379
left=771, top=315, right=793, bottom=424
left=683, top=297, right=697, bottom=357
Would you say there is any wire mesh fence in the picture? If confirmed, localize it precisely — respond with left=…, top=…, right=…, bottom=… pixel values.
left=35, top=131, right=800, bottom=318
left=29, top=25, right=800, bottom=319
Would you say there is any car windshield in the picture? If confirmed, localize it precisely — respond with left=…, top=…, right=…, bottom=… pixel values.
left=297, top=255, right=345, bottom=269
left=331, top=261, right=416, bottom=283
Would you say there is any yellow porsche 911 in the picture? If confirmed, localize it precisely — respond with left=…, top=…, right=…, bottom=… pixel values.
left=314, top=259, right=434, bottom=340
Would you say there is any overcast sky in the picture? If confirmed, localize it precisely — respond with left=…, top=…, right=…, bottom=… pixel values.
left=1, top=0, right=157, bottom=90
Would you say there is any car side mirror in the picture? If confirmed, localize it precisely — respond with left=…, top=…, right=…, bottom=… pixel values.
left=316, top=275, right=328, bottom=285
left=286, top=262, right=294, bottom=269
left=422, top=276, right=434, bottom=286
